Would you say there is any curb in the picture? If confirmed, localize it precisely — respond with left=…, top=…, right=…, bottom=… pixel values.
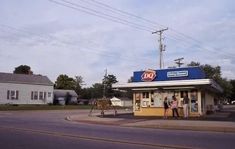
left=125, top=124, right=235, bottom=133
left=66, top=116, right=235, bottom=133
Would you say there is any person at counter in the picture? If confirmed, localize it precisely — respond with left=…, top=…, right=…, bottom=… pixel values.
left=171, top=96, right=179, bottom=119
left=163, top=97, right=170, bottom=119
left=183, top=92, right=189, bottom=118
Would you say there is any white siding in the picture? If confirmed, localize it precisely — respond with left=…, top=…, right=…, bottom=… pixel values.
left=0, top=82, right=53, bottom=104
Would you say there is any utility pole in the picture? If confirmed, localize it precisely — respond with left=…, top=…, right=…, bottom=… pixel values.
left=103, top=68, right=107, bottom=99
left=174, top=57, right=184, bottom=67
left=152, top=28, right=168, bottom=69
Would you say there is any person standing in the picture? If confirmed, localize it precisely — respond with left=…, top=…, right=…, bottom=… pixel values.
left=171, top=96, right=179, bottom=119
left=163, top=97, right=170, bottom=119
left=183, top=92, right=189, bottom=118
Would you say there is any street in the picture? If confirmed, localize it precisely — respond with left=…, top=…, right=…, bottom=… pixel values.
left=0, top=110, right=235, bottom=149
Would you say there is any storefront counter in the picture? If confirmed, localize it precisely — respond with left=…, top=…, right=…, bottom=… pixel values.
left=134, top=107, right=183, bottom=116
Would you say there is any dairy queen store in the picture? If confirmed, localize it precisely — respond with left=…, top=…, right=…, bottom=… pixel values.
left=113, top=67, right=223, bottom=117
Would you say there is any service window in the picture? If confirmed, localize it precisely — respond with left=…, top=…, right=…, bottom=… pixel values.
left=190, top=90, right=198, bottom=112
left=151, top=91, right=163, bottom=107
left=134, top=93, right=141, bottom=111
left=141, top=92, right=151, bottom=107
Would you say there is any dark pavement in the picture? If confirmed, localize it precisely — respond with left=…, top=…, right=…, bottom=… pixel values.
left=0, top=110, right=235, bottom=149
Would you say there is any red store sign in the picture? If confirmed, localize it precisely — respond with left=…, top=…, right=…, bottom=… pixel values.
left=141, top=70, right=156, bottom=82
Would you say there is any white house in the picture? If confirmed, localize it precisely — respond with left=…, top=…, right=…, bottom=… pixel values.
left=0, top=72, right=54, bottom=104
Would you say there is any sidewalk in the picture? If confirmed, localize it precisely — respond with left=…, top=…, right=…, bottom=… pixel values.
left=67, top=109, right=235, bottom=133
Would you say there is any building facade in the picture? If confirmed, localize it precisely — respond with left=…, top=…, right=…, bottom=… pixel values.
left=0, top=72, right=54, bottom=104
left=113, top=67, right=222, bottom=117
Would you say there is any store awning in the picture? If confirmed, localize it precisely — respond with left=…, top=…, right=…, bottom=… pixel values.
left=112, top=79, right=223, bottom=93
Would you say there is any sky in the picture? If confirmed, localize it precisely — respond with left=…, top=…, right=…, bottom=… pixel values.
left=0, top=0, right=235, bottom=86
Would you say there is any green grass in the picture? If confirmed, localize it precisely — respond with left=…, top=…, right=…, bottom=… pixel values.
left=0, top=104, right=92, bottom=111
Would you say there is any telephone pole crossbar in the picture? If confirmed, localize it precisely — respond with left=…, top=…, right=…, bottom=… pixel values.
left=174, top=57, right=184, bottom=67
left=152, top=28, right=168, bottom=69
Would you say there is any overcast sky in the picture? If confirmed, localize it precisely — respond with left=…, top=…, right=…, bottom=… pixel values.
left=0, top=0, right=235, bottom=86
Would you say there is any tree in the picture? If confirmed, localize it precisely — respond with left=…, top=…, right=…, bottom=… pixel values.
left=74, top=75, right=84, bottom=97
left=230, top=80, right=235, bottom=102
left=188, top=61, right=221, bottom=80
left=188, top=61, right=231, bottom=99
left=54, top=74, right=76, bottom=90
left=79, top=83, right=103, bottom=99
left=91, top=83, right=104, bottom=99
left=78, top=74, right=118, bottom=99
left=187, top=61, right=200, bottom=67
left=218, top=78, right=232, bottom=100
left=202, top=65, right=221, bottom=81
left=103, top=74, right=118, bottom=97
left=14, top=65, right=33, bottom=74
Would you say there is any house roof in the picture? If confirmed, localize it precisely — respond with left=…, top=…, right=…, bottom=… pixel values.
left=0, top=72, right=54, bottom=86
left=113, top=79, right=223, bottom=93
left=54, top=89, right=78, bottom=97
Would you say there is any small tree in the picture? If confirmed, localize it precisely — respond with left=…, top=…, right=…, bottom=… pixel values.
left=54, top=74, right=76, bottom=90
left=102, top=74, right=118, bottom=97
left=14, top=65, right=33, bottom=74
left=75, top=75, right=84, bottom=98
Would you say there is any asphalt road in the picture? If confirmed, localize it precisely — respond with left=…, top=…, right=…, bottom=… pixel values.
left=0, top=110, right=235, bottom=149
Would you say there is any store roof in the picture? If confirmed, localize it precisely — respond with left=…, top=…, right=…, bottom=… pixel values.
left=112, top=79, right=223, bottom=93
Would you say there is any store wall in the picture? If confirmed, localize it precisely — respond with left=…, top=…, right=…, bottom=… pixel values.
left=132, top=90, right=202, bottom=117
left=205, top=93, right=214, bottom=105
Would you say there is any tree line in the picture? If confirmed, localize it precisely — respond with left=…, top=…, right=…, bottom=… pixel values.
left=13, top=63, right=235, bottom=103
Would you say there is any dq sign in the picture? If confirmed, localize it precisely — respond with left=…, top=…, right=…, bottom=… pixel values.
left=141, top=70, right=156, bottom=82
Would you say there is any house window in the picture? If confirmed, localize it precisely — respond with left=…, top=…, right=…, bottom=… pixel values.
left=7, top=90, right=10, bottom=99
left=31, top=91, right=47, bottom=100
left=48, top=92, right=52, bottom=98
left=33, top=91, right=38, bottom=100
left=39, top=92, right=44, bottom=100
left=7, top=90, right=19, bottom=100
left=31, top=91, right=34, bottom=100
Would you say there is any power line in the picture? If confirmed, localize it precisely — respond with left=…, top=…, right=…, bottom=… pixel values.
left=49, top=0, right=201, bottom=54
left=49, top=0, right=198, bottom=54
left=49, top=0, right=153, bottom=32
left=78, top=0, right=161, bottom=28
left=74, top=0, right=234, bottom=58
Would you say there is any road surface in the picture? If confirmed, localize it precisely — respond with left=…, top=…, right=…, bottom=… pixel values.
left=0, top=110, right=234, bottom=149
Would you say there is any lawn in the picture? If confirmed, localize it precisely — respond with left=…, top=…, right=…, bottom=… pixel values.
left=0, top=104, right=92, bottom=111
